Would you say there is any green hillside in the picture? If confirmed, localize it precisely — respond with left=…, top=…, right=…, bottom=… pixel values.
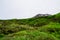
left=0, top=12, right=60, bottom=40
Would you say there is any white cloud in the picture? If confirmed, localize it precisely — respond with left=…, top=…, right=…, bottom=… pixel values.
left=0, top=0, right=60, bottom=19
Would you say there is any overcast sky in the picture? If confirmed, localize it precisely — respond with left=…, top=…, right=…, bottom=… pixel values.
left=0, top=0, right=60, bottom=19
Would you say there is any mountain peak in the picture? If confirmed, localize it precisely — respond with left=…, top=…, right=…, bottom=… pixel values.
left=34, top=14, right=51, bottom=18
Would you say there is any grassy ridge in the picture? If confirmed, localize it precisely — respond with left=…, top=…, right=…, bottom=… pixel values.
left=0, top=12, right=60, bottom=40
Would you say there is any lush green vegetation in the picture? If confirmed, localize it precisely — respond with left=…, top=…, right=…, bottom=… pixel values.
left=0, top=12, right=60, bottom=40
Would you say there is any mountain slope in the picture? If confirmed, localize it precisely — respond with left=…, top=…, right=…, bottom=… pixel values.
left=0, top=12, right=60, bottom=40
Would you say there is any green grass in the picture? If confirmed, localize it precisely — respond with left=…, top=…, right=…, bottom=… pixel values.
left=0, top=31, right=58, bottom=40
left=0, top=12, right=60, bottom=40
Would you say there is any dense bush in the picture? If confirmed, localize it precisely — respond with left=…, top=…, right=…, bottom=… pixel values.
left=39, top=22, right=60, bottom=39
left=0, top=31, right=58, bottom=40
left=0, top=24, right=26, bottom=34
left=0, top=13, right=60, bottom=40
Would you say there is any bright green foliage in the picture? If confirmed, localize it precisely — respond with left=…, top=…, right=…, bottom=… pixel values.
left=0, top=13, right=60, bottom=40
left=39, top=22, right=60, bottom=39
left=0, top=31, right=58, bottom=40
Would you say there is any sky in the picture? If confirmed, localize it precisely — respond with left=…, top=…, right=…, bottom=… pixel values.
left=0, top=0, right=60, bottom=19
